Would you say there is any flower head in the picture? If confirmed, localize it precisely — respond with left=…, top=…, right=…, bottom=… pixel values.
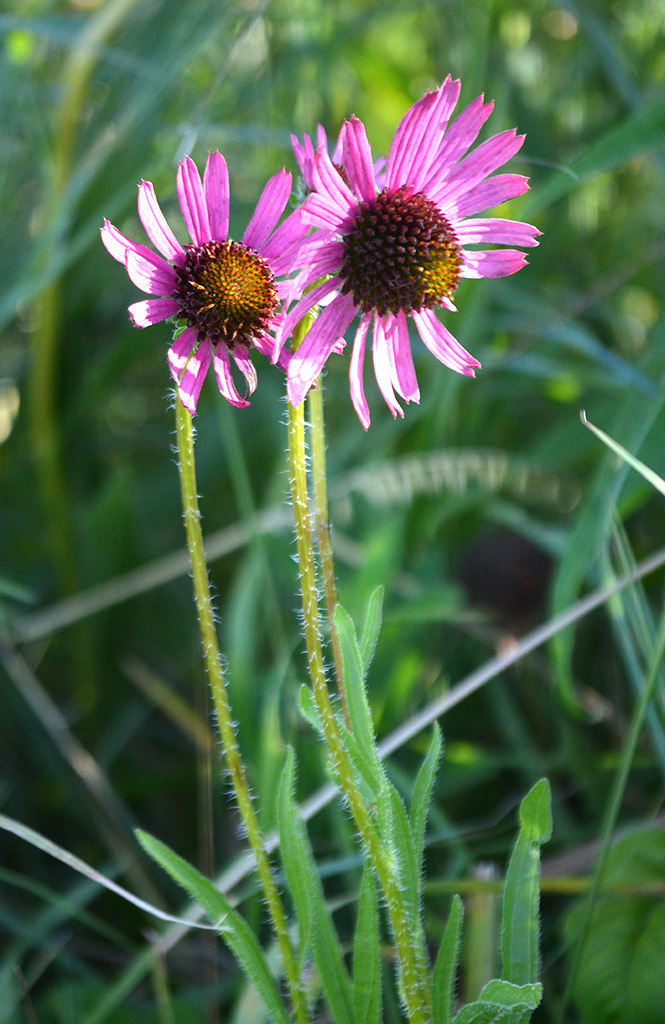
left=101, top=152, right=306, bottom=413
left=284, top=76, right=540, bottom=428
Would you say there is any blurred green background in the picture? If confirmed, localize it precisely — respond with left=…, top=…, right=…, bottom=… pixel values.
left=2, top=0, right=665, bottom=1020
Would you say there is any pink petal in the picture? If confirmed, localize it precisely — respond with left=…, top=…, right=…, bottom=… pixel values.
left=450, top=173, right=530, bottom=219
left=311, top=147, right=357, bottom=217
left=129, top=297, right=180, bottom=327
left=243, top=168, right=292, bottom=250
left=372, top=317, right=403, bottom=419
left=137, top=181, right=184, bottom=263
left=254, top=332, right=291, bottom=370
left=386, top=88, right=439, bottom=189
left=287, top=291, right=357, bottom=407
left=178, top=339, right=211, bottom=414
left=412, top=309, right=480, bottom=375
left=431, top=130, right=525, bottom=206
left=341, top=117, right=377, bottom=204
left=177, top=156, right=211, bottom=247
left=386, top=311, right=420, bottom=402
left=350, top=314, right=372, bottom=429
left=125, top=248, right=177, bottom=295
left=461, top=248, right=529, bottom=278
left=231, top=342, right=258, bottom=397
left=213, top=344, right=251, bottom=408
left=422, top=96, right=494, bottom=192
left=301, top=191, right=352, bottom=231
left=454, top=217, right=541, bottom=247
left=203, top=151, right=229, bottom=242
left=387, top=77, right=461, bottom=191
left=281, top=277, right=342, bottom=344
left=259, top=208, right=311, bottom=274
left=168, top=327, right=198, bottom=384
left=100, top=219, right=145, bottom=264
left=291, top=131, right=317, bottom=188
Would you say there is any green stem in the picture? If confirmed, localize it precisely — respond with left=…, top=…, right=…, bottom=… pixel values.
left=287, top=369, right=431, bottom=1023
left=174, top=401, right=307, bottom=1024
left=307, top=383, right=349, bottom=728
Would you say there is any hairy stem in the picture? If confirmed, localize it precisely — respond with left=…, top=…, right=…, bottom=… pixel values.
left=287, top=364, right=431, bottom=1023
left=175, top=400, right=307, bottom=1024
left=307, top=383, right=350, bottom=727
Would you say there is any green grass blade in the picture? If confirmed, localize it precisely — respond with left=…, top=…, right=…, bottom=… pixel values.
left=581, top=411, right=665, bottom=498
left=276, top=748, right=314, bottom=961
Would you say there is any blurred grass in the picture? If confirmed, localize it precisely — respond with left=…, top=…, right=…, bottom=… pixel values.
left=1, top=0, right=665, bottom=1020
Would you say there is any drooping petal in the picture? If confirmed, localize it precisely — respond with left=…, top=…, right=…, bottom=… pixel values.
left=341, top=117, right=377, bottom=204
left=213, top=344, right=251, bottom=408
left=125, top=248, right=177, bottom=295
left=203, top=151, right=230, bottom=242
left=243, top=168, right=292, bottom=251
left=449, top=173, right=530, bottom=219
left=281, top=277, right=343, bottom=346
left=287, top=291, right=357, bottom=407
left=167, top=327, right=198, bottom=384
left=413, top=309, right=480, bottom=375
left=231, top=343, right=258, bottom=398
left=454, top=217, right=541, bottom=247
left=100, top=219, right=146, bottom=264
left=137, top=181, right=184, bottom=263
left=129, top=297, right=180, bottom=327
left=386, top=311, right=420, bottom=402
left=372, top=317, right=403, bottom=419
left=178, top=339, right=212, bottom=414
left=349, top=314, right=372, bottom=430
left=431, top=130, right=525, bottom=206
left=177, top=156, right=211, bottom=246
left=461, top=248, right=529, bottom=278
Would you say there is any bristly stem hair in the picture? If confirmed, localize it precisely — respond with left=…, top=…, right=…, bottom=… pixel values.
left=174, top=399, right=307, bottom=1024
left=288, top=318, right=432, bottom=1024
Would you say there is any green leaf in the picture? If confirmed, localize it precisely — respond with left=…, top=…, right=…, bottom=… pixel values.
left=275, top=751, right=354, bottom=1024
left=135, top=830, right=290, bottom=1024
left=359, top=586, right=384, bottom=673
left=379, top=785, right=420, bottom=931
left=353, top=865, right=382, bottom=1024
left=500, top=779, right=551, bottom=986
left=410, top=724, right=443, bottom=882
left=453, top=1000, right=534, bottom=1024
left=432, top=894, right=464, bottom=1024
left=565, top=827, right=665, bottom=1024
left=298, top=685, right=324, bottom=736
left=276, top=748, right=314, bottom=962
left=335, top=604, right=385, bottom=789
left=478, top=980, right=541, bottom=1009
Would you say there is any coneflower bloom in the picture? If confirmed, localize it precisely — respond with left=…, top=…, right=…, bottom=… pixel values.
left=101, top=152, right=307, bottom=413
left=284, top=76, right=540, bottom=428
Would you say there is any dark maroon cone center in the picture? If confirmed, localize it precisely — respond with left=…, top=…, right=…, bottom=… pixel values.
left=339, top=185, right=462, bottom=317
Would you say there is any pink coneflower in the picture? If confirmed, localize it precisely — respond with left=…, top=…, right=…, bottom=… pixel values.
left=284, top=76, right=540, bottom=428
left=101, top=152, right=306, bottom=413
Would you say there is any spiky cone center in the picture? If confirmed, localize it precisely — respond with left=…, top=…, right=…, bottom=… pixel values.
left=173, top=239, right=278, bottom=348
left=340, top=185, right=463, bottom=317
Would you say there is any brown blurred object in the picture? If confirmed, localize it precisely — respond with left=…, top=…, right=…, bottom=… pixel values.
left=458, top=528, right=554, bottom=638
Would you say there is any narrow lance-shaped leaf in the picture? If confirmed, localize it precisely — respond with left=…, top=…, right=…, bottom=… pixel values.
left=276, top=750, right=355, bottom=1024
left=359, top=586, right=384, bottom=674
left=353, top=864, right=382, bottom=1024
left=432, top=894, right=464, bottom=1024
left=135, top=830, right=291, bottom=1024
left=410, top=724, right=443, bottom=884
left=501, top=779, right=552, bottom=986
left=334, top=604, right=385, bottom=790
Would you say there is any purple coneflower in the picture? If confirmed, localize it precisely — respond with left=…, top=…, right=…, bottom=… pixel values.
left=101, top=152, right=306, bottom=413
left=284, top=76, right=540, bottom=428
